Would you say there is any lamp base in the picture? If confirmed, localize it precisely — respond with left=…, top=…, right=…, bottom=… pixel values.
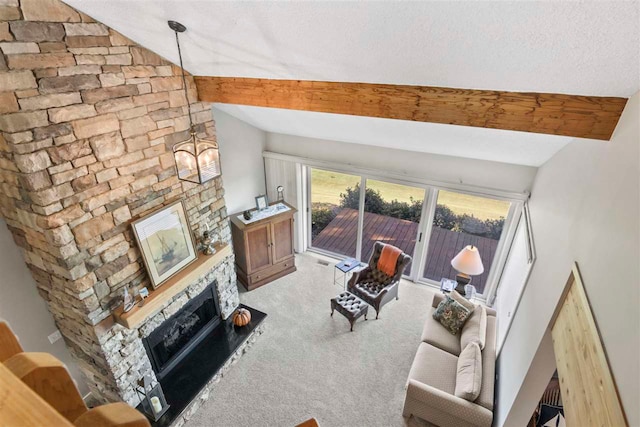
left=455, top=273, right=471, bottom=295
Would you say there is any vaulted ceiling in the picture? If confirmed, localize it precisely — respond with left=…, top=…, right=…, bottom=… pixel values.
left=66, top=0, right=640, bottom=166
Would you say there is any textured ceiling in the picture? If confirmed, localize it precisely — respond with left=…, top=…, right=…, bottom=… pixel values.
left=213, top=104, right=575, bottom=167
left=65, top=0, right=637, bottom=167
left=66, top=0, right=639, bottom=97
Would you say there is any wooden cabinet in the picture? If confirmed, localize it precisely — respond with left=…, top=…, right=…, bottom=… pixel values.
left=230, top=203, right=297, bottom=291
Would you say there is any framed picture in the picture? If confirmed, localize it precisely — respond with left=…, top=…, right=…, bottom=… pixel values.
left=255, top=194, right=268, bottom=211
left=131, top=200, right=197, bottom=289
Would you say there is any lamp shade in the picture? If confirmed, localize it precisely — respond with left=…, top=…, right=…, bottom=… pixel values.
left=451, top=245, right=484, bottom=276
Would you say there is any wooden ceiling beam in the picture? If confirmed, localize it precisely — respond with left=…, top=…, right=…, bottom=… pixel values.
left=194, top=76, right=628, bottom=141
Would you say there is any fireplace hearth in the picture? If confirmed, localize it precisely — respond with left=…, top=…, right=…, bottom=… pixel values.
left=139, top=304, right=267, bottom=427
left=143, top=282, right=221, bottom=380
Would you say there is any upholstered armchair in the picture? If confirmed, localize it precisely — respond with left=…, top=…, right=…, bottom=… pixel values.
left=347, top=242, right=412, bottom=319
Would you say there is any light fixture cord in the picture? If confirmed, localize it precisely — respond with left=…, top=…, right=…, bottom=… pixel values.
left=174, top=30, right=194, bottom=130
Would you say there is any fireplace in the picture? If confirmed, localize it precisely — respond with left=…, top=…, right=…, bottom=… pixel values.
left=143, top=282, right=221, bottom=380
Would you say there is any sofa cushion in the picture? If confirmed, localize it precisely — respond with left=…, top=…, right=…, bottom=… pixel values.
left=476, top=314, right=497, bottom=410
left=422, top=307, right=462, bottom=356
left=455, top=342, right=483, bottom=401
left=433, top=295, right=471, bottom=335
left=450, top=290, right=475, bottom=312
left=407, top=343, right=458, bottom=395
left=460, top=305, right=487, bottom=350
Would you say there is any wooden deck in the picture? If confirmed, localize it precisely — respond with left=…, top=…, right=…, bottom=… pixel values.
left=312, top=208, right=498, bottom=292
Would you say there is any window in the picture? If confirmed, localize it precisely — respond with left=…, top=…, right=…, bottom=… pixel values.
left=361, top=179, right=425, bottom=274
left=303, top=164, right=518, bottom=295
left=421, top=190, right=511, bottom=294
left=309, top=168, right=360, bottom=258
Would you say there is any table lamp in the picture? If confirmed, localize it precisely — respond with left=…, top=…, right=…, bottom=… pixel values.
left=451, top=245, right=484, bottom=295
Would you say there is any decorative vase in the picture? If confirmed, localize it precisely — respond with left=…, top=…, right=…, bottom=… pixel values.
left=243, top=210, right=252, bottom=220
left=232, top=308, right=251, bottom=327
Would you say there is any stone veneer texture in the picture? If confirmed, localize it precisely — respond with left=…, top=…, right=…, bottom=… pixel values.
left=0, top=0, right=240, bottom=406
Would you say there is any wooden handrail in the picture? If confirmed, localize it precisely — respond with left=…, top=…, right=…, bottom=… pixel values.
left=4, top=352, right=88, bottom=422
left=0, top=363, right=74, bottom=426
left=0, top=322, right=150, bottom=427
left=0, top=321, right=24, bottom=362
left=74, top=403, right=150, bottom=427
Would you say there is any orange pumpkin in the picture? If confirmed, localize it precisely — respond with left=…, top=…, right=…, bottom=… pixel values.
left=232, top=308, right=251, bottom=327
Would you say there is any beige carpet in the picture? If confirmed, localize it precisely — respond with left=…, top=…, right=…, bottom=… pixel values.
left=186, top=252, right=436, bottom=427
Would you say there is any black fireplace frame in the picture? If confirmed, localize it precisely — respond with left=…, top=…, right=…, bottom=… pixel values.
left=143, top=281, right=221, bottom=380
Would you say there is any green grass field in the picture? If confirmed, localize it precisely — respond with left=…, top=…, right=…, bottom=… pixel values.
left=310, top=169, right=510, bottom=221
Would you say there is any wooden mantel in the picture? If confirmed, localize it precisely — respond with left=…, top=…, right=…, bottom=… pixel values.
left=195, top=76, right=628, bottom=141
left=113, top=243, right=232, bottom=329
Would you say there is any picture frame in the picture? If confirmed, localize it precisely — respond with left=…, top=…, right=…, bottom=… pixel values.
left=131, top=200, right=198, bottom=289
left=255, top=194, right=268, bottom=211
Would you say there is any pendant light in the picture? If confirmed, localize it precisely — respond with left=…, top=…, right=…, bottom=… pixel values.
left=168, top=20, right=221, bottom=184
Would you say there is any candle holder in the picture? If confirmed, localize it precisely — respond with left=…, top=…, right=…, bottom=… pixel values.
left=136, top=374, right=170, bottom=421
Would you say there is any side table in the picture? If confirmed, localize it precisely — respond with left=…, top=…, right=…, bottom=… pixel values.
left=334, top=258, right=365, bottom=290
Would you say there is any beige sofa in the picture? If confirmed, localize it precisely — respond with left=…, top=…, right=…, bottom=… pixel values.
left=403, top=293, right=497, bottom=427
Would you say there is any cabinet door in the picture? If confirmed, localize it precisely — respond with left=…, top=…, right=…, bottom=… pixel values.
left=245, top=224, right=272, bottom=273
left=271, top=217, right=294, bottom=264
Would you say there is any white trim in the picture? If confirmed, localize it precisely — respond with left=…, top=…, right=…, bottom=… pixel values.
left=283, top=151, right=523, bottom=301
left=414, top=188, right=438, bottom=282
left=295, top=163, right=308, bottom=252
left=494, top=207, right=537, bottom=355
left=263, top=151, right=530, bottom=202
left=356, top=176, right=366, bottom=260
left=484, top=201, right=523, bottom=303
left=307, top=246, right=345, bottom=261
left=305, top=165, right=313, bottom=252
left=407, top=187, right=431, bottom=281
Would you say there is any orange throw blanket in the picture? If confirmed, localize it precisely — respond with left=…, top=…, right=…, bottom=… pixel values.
left=377, top=244, right=402, bottom=276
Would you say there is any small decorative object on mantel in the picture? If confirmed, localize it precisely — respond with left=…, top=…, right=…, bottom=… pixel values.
left=232, top=308, right=251, bottom=327
left=276, top=185, right=285, bottom=202
left=123, top=285, right=135, bottom=313
left=138, top=287, right=149, bottom=307
left=136, top=373, right=170, bottom=421
left=131, top=200, right=198, bottom=290
left=255, top=194, right=268, bottom=211
left=243, top=209, right=252, bottom=221
left=200, top=224, right=217, bottom=255
left=168, top=20, right=221, bottom=185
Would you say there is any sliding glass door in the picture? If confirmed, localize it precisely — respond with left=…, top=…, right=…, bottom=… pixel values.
left=421, top=190, right=511, bottom=294
left=309, top=168, right=360, bottom=258
left=361, top=179, right=426, bottom=274
left=306, top=166, right=516, bottom=296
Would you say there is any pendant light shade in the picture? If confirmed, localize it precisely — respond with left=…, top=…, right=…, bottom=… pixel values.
left=169, top=20, right=221, bottom=184
left=173, top=130, right=221, bottom=183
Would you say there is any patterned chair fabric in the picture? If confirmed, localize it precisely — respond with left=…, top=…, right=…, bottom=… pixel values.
left=348, top=242, right=412, bottom=318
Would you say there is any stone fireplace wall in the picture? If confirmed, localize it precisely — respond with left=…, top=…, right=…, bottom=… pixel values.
left=0, top=0, right=240, bottom=405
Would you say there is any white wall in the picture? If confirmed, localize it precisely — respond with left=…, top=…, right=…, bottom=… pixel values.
left=265, top=133, right=538, bottom=193
left=213, top=107, right=267, bottom=214
left=495, top=214, right=533, bottom=354
left=497, top=92, right=640, bottom=426
left=0, top=220, right=88, bottom=395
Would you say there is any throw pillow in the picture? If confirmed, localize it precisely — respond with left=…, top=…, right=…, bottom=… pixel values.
left=433, top=295, right=471, bottom=335
left=461, top=305, right=488, bottom=350
left=450, top=290, right=475, bottom=312
left=455, top=341, right=483, bottom=401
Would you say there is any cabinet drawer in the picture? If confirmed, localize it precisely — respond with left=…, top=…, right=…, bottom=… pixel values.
left=249, top=258, right=294, bottom=284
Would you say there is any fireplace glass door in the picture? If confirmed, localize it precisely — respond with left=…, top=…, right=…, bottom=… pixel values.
left=143, top=282, right=220, bottom=379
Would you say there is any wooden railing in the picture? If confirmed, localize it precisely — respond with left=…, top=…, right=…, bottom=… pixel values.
left=0, top=321, right=150, bottom=427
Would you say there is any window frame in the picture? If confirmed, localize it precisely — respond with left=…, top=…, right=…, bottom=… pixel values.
left=281, top=152, right=527, bottom=300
